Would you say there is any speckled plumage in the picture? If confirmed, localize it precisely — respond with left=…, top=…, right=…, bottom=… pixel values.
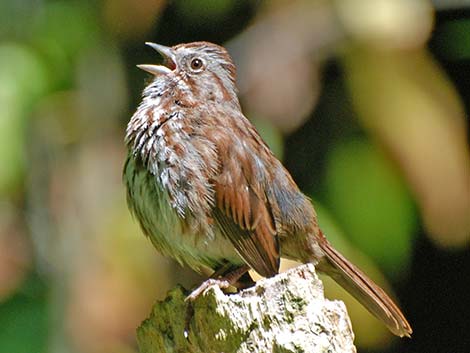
left=123, top=50, right=240, bottom=269
left=123, top=41, right=412, bottom=337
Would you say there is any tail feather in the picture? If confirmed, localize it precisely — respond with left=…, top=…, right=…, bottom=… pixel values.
left=317, top=239, right=412, bottom=338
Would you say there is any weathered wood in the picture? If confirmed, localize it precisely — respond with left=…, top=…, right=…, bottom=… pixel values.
left=137, top=263, right=356, bottom=353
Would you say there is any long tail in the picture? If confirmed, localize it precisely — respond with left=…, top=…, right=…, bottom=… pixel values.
left=316, top=238, right=412, bottom=337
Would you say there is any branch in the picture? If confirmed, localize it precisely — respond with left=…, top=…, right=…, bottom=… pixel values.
left=137, top=263, right=356, bottom=353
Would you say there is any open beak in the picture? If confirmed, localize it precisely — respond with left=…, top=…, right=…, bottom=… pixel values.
left=137, top=42, right=177, bottom=76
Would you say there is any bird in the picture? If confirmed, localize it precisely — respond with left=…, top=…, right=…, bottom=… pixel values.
left=123, top=41, right=412, bottom=337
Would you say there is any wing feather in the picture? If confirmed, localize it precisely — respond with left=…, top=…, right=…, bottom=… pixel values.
left=212, top=129, right=280, bottom=277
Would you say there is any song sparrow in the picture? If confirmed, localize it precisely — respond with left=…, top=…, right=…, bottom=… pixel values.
left=124, top=41, right=412, bottom=337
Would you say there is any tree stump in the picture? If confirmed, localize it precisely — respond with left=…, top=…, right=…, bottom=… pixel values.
left=137, top=263, right=356, bottom=353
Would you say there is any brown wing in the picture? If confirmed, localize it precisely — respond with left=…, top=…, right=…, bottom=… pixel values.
left=212, top=127, right=280, bottom=278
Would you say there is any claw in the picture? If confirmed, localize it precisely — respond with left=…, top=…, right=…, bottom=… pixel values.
left=185, top=278, right=231, bottom=302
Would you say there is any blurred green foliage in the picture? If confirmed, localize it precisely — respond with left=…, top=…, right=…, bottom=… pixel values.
left=174, top=0, right=237, bottom=22
left=0, top=275, right=49, bottom=353
left=436, top=18, right=470, bottom=60
left=324, top=139, right=416, bottom=275
left=0, top=43, right=50, bottom=192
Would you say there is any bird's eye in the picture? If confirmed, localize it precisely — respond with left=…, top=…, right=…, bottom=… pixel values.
left=190, top=58, right=204, bottom=71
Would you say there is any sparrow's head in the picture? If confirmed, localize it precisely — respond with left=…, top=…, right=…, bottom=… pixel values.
left=139, top=41, right=238, bottom=104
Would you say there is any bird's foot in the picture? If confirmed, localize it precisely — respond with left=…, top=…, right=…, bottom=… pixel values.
left=185, top=265, right=250, bottom=301
left=186, top=278, right=231, bottom=301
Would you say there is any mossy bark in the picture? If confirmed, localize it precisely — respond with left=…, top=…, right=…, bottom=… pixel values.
left=137, top=264, right=356, bottom=353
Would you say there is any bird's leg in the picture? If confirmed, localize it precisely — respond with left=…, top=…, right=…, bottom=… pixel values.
left=232, top=271, right=256, bottom=290
left=183, top=264, right=251, bottom=339
left=208, top=260, right=234, bottom=279
left=186, top=264, right=250, bottom=301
